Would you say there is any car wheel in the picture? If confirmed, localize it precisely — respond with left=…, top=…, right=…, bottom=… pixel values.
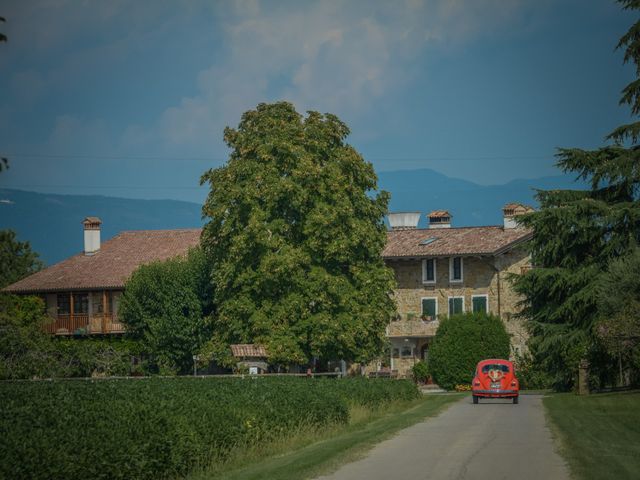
left=473, top=395, right=479, bottom=404
left=513, top=396, right=519, bottom=404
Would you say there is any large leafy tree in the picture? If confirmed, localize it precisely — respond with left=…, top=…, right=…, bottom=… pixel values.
left=0, top=230, right=44, bottom=289
left=200, top=102, right=395, bottom=368
left=513, top=0, right=640, bottom=390
left=119, top=248, right=214, bottom=374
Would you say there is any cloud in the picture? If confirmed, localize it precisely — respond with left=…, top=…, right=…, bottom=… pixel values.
left=48, top=115, right=111, bottom=153
left=2, top=0, right=534, bottom=158
left=151, top=0, right=531, bottom=150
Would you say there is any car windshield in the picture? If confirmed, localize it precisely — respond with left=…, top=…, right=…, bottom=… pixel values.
left=481, top=364, right=510, bottom=374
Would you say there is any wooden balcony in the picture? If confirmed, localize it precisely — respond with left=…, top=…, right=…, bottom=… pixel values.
left=45, top=314, right=125, bottom=336
left=386, top=319, right=439, bottom=338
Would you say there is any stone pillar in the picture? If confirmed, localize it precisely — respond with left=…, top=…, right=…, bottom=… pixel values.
left=578, top=359, right=590, bottom=395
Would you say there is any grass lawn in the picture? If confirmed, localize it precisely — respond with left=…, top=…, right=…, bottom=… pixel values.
left=188, top=394, right=463, bottom=480
left=544, top=391, right=640, bottom=480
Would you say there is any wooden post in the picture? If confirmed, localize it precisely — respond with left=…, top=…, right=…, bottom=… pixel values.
left=69, top=292, right=74, bottom=333
left=578, top=359, right=590, bottom=395
left=102, top=290, right=108, bottom=334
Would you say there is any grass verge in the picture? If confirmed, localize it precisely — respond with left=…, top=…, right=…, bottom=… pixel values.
left=187, top=394, right=462, bottom=480
left=543, top=391, right=640, bottom=480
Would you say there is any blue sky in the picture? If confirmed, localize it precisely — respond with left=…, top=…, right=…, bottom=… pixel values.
left=0, top=0, right=635, bottom=202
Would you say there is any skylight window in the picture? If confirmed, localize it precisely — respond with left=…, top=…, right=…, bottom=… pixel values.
left=419, top=237, right=438, bottom=246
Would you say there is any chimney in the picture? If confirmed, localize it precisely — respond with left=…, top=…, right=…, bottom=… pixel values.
left=387, top=212, right=421, bottom=231
left=427, top=210, right=452, bottom=229
left=82, top=217, right=102, bottom=255
left=502, top=203, right=534, bottom=229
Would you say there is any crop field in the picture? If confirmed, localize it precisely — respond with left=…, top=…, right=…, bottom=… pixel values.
left=0, top=376, right=418, bottom=480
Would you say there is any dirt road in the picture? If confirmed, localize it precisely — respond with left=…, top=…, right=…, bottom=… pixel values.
left=316, top=395, right=569, bottom=480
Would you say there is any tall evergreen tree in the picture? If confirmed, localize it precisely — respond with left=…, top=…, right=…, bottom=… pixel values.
left=513, top=0, right=640, bottom=390
left=200, top=102, right=396, bottom=368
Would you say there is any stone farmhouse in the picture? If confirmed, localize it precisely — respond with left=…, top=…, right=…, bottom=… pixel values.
left=4, top=205, right=532, bottom=376
left=383, top=205, right=533, bottom=375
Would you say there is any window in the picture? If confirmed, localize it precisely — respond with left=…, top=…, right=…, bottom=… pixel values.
left=421, top=298, right=437, bottom=320
left=392, top=348, right=400, bottom=359
left=481, top=364, right=510, bottom=374
left=422, top=258, right=436, bottom=284
left=73, top=293, right=89, bottom=314
left=401, top=346, right=413, bottom=358
left=449, top=257, right=463, bottom=282
left=448, top=296, right=464, bottom=315
left=472, top=295, right=488, bottom=313
left=57, top=294, right=70, bottom=315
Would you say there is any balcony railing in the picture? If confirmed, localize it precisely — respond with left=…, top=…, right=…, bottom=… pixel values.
left=387, top=319, right=439, bottom=338
left=45, top=314, right=125, bottom=335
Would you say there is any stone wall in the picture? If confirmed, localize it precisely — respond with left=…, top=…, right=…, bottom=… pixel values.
left=387, top=248, right=531, bottom=356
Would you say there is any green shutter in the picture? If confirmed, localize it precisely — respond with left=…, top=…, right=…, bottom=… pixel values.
left=472, top=296, right=487, bottom=313
left=422, top=298, right=436, bottom=318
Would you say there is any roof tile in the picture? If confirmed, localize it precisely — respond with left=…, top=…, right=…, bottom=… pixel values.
left=4, top=229, right=201, bottom=293
left=230, top=344, right=268, bottom=357
left=383, top=226, right=531, bottom=258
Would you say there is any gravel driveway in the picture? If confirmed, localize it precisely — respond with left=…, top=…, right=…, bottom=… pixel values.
left=316, top=394, right=569, bottom=480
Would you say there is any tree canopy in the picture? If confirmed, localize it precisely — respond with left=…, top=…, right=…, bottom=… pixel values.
left=513, top=0, right=640, bottom=390
left=0, top=230, right=43, bottom=289
left=200, top=102, right=395, bottom=368
left=119, top=248, right=214, bottom=374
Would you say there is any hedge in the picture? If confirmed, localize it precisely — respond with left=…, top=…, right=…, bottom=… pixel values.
left=0, top=376, right=418, bottom=480
left=429, top=312, right=511, bottom=390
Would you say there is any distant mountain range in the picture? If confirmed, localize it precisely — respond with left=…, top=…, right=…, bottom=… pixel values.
left=0, top=168, right=586, bottom=265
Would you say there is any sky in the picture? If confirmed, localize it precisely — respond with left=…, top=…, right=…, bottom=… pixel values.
left=0, top=0, right=635, bottom=203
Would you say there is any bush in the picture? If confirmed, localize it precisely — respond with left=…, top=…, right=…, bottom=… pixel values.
left=0, top=294, right=146, bottom=380
left=513, top=352, right=553, bottom=390
left=429, top=312, right=511, bottom=390
left=411, top=360, right=429, bottom=384
left=0, top=377, right=418, bottom=480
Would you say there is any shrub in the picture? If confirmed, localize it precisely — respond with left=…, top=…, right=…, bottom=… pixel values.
left=411, top=360, right=429, bottom=384
left=0, top=294, right=58, bottom=379
left=429, top=312, right=511, bottom=390
left=0, top=377, right=418, bottom=480
left=513, top=352, right=553, bottom=390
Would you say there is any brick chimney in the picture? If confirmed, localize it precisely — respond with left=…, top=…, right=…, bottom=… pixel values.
left=387, top=212, right=421, bottom=230
left=82, top=217, right=102, bottom=255
left=427, top=210, right=451, bottom=229
left=502, top=203, right=534, bottom=229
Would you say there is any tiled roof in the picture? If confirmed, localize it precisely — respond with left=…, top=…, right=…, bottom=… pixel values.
left=231, top=344, right=268, bottom=358
left=3, top=229, right=201, bottom=293
left=4, top=223, right=532, bottom=294
left=383, top=226, right=531, bottom=259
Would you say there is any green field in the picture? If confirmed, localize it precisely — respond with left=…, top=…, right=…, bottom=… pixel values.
left=0, top=376, right=420, bottom=480
left=544, top=391, right=640, bottom=480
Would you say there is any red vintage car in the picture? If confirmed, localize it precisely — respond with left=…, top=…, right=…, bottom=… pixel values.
left=472, top=359, right=519, bottom=404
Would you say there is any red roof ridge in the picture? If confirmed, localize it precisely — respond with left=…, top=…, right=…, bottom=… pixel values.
left=118, top=228, right=202, bottom=234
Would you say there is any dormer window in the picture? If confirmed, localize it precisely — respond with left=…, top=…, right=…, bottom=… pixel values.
left=449, top=256, right=463, bottom=283
left=422, top=258, right=436, bottom=284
